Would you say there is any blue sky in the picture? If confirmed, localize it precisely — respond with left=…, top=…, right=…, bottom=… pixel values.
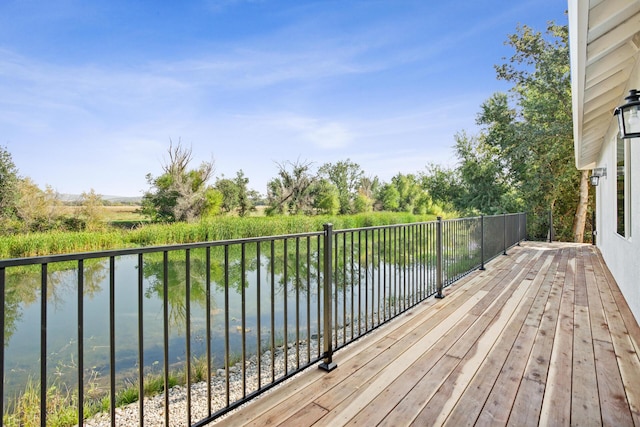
left=0, top=0, right=567, bottom=197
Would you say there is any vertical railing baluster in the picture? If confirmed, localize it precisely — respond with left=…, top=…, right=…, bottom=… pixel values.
left=394, top=227, right=398, bottom=316
left=78, top=259, right=84, bottom=426
left=283, top=239, right=288, bottom=375
left=480, top=215, right=485, bottom=270
left=420, top=223, right=428, bottom=299
left=436, top=217, right=444, bottom=299
left=383, top=228, right=388, bottom=320
left=316, top=236, right=323, bottom=355
left=0, top=267, right=4, bottom=423
left=306, top=237, right=311, bottom=363
left=41, top=263, right=47, bottom=427
left=376, top=228, right=381, bottom=326
left=205, top=247, right=212, bottom=416
left=256, top=242, right=262, bottom=390
left=241, top=243, right=246, bottom=397
left=358, top=231, right=362, bottom=336
left=503, top=213, right=507, bottom=255
left=363, top=230, right=368, bottom=333
left=137, top=253, right=145, bottom=425
left=109, top=256, right=116, bottom=427
left=270, top=241, right=275, bottom=382
left=162, top=252, right=169, bottom=426
left=320, top=224, right=336, bottom=371
left=331, top=234, right=344, bottom=348
left=402, top=227, right=407, bottom=311
left=295, top=238, right=300, bottom=370
left=342, top=233, right=347, bottom=346
left=224, top=246, right=230, bottom=407
left=185, top=249, right=192, bottom=424
left=316, top=236, right=321, bottom=357
left=352, top=232, right=356, bottom=340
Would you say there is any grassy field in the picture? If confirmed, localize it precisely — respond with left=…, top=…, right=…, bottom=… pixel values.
left=101, top=205, right=146, bottom=222
left=59, top=205, right=146, bottom=222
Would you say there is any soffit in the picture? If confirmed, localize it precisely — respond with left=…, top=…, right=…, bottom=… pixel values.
left=570, top=0, right=640, bottom=169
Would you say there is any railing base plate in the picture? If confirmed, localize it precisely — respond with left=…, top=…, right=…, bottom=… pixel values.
left=319, top=362, right=337, bottom=372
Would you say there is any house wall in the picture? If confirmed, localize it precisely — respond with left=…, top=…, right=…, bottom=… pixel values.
left=595, top=58, right=640, bottom=321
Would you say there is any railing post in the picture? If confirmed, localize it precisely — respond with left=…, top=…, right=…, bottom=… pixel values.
left=435, top=216, right=444, bottom=299
left=480, top=215, right=485, bottom=271
left=319, top=223, right=337, bottom=372
left=592, top=210, right=596, bottom=246
left=548, top=209, right=555, bottom=242
left=502, top=213, right=507, bottom=255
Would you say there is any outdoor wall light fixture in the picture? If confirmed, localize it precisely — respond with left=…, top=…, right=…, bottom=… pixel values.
left=614, top=89, right=640, bottom=139
left=589, top=167, right=607, bottom=187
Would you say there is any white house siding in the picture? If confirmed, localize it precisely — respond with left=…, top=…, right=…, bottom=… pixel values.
left=594, top=58, right=640, bottom=321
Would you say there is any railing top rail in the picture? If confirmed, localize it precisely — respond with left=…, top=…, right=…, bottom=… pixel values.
left=442, top=216, right=481, bottom=223
left=332, top=220, right=437, bottom=235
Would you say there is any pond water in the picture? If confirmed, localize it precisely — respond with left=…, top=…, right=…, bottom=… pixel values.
left=2, top=237, right=429, bottom=406
left=2, top=251, right=327, bottom=401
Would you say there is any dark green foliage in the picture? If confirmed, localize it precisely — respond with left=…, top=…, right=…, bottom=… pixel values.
left=0, top=145, right=19, bottom=220
left=421, top=22, right=585, bottom=241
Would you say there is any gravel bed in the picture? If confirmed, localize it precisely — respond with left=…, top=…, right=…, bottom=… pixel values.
left=81, top=313, right=392, bottom=426
left=82, top=339, right=326, bottom=426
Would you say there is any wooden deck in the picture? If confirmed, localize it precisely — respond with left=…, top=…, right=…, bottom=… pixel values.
left=214, top=242, right=640, bottom=426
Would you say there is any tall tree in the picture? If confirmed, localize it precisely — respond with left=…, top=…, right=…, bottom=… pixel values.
left=0, top=145, right=19, bottom=221
left=233, top=170, right=256, bottom=217
left=142, top=140, right=219, bottom=222
left=317, top=159, right=364, bottom=214
left=266, top=160, right=316, bottom=215
left=454, top=131, right=513, bottom=215
left=310, top=178, right=340, bottom=215
left=79, top=189, right=106, bottom=231
left=215, top=176, right=239, bottom=214
left=420, top=163, right=461, bottom=212
left=479, top=22, right=586, bottom=241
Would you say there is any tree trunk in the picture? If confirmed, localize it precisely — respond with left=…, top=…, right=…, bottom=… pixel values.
left=572, top=170, right=590, bottom=242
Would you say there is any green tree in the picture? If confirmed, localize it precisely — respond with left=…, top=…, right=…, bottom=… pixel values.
left=216, top=176, right=239, bottom=214
left=266, top=160, right=316, bottom=215
left=79, top=189, right=105, bottom=231
left=14, top=179, right=65, bottom=232
left=453, top=131, right=512, bottom=215
left=233, top=170, right=256, bottom=217
left=311, top=178, right=340, bottom=215
left=420, top=163, right=460, bottom=212
left=390, top=173, right=423, bottom=213
left=142, top=140, right=217, bottom=222
left=481, top=22, right=585, bottom=241
left=379, top=183, right=400, bottom=212
left=317, top=159, right=364, bottom=214
left=0, top=145, right=19, bottom=221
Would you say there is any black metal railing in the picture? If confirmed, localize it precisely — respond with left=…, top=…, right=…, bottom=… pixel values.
left=0, top=212, right=526, bottom=426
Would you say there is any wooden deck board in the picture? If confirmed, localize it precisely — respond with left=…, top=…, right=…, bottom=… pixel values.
left=213, top=242, right=640, bottom=427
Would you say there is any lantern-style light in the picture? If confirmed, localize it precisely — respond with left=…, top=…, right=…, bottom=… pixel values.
left=614, top=89, right=640, bottom=139
left=589, top=167, right=607, bottom=187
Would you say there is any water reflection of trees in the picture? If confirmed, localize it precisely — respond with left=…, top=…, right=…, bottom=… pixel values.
left=3, top=259, right=107, bottom=345
left=2, top=223, right=478, bottom=345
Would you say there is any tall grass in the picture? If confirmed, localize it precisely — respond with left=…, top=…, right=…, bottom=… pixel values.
left=0, top=212, right=441, bottom=259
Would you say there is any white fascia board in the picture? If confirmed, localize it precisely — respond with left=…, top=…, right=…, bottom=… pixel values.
left=569, top=0, right=591, bottom=170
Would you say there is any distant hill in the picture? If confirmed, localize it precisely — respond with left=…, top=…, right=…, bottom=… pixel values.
left=58, top=194, right=142, bottom=204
